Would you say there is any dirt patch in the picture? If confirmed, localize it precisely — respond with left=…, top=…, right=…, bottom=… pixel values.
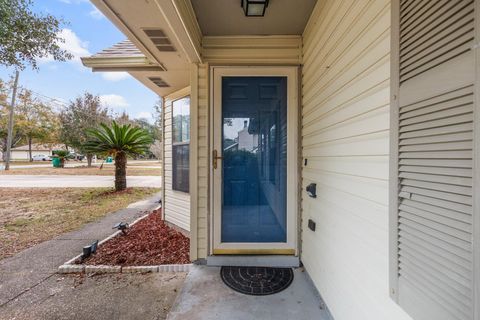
left=0, top=272, right=186, bottom=320
left=0, top=187, right=160, bottom=260
left=82, top=212, right=190, bottom=266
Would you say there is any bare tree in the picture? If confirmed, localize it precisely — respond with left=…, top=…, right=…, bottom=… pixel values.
left=15, top=89, right=58, bottom=161
left=149, top=140, right=162, bottom=162
left=59, top=93, right=110, bottom=167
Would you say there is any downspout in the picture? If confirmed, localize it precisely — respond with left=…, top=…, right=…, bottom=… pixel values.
left=297, top=65, right=303, bottom=262
left=189, top=63, right=199, bottom=261
left=161, top=95, right=166, bottom=222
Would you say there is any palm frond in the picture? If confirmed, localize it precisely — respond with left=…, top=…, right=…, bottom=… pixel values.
left=84, top=121, right=153, bottom=157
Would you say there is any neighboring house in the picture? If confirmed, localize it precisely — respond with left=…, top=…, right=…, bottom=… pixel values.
left=237, top=120, right=259, bottom=152
left=9, top=143, right=66, bottom=161
left=82, top=1, right=479, bottom=320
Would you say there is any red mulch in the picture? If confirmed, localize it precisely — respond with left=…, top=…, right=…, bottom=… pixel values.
left=81, top=212, right=190, bottom=266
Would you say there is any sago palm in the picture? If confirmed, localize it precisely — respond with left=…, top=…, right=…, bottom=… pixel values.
left=84, top=121, right=153, bottom=191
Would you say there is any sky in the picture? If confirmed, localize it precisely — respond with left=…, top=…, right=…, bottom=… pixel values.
left=0, top=0, right=159, bottom=121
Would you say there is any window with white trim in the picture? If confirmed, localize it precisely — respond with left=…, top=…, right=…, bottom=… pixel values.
left=172, top=96, right=190, bottom=193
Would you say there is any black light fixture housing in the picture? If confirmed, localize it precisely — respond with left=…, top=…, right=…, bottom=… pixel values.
left=241, top=0, right=269, bottom=17
left=113, top=222, right=129, bottom=235
left=81, top=240, right=99, bottom=261
left=306, top=183, right=317, bottom=198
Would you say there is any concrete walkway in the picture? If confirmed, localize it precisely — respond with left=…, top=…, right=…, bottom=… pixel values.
left=0, top=193, right=161, bottom=308
left=167, top=265, right=333, bottom=320
left=0, top=175, right=161, bottom=188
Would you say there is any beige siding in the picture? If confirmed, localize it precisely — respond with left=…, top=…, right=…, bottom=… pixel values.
left=301, top=1, right=411, bottom=319
left=191, top=63, right=209, bottom=259
left=164, top=93, right=190, bottom=231
left=202, top=36, right=302, bottom=65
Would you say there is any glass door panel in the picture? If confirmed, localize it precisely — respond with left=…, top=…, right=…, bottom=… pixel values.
left=221, top=76, right=287, bottom=243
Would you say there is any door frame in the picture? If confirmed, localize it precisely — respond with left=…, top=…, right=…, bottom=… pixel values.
left=210, top=66, right=299, bottom=255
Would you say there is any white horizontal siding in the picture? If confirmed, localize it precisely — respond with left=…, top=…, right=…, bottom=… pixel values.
left=301, top=1, right=412, bottom=319
left=188, top=63, right=209, bottom=259
left=195, top=64, right=209, bottom=259
left=202, top=36, right=302, bottom=65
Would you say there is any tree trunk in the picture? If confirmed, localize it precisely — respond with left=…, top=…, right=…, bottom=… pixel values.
left=28, top=137, right=32, bottom=162
left=87, top=154, right=93, bottom=167
left=114, top=152, right=127, bottom=191
left=1, top=142, right=6, bottom=162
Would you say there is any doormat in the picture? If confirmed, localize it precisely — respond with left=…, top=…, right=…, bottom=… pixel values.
left=220, top=266, right=294, bottom=295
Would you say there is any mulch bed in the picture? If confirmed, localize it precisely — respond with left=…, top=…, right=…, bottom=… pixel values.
left=80, top=211, right=190, bottom=266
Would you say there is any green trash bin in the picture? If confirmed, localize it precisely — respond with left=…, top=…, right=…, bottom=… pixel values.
left=52, top=156, right=61, bottom=168
left=106, top=156, right=113, bottom=163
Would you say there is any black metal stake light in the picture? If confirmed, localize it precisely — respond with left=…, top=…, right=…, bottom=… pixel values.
left=241, top=0, right=269, bottom=17
left=113, top=222, right=129, bottom=235
left=81, top=240, right=99, bottom=261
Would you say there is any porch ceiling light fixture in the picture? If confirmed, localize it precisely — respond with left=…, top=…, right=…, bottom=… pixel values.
left=241, top=0, right=269, bottom=17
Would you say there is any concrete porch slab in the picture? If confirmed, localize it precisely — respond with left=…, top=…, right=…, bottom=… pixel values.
left=167, top=265, right=333, bottom=320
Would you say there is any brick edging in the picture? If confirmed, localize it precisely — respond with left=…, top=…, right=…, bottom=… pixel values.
left=58, top=210, right=191, bottom=274
left=58, top=263, right=192, bottom=274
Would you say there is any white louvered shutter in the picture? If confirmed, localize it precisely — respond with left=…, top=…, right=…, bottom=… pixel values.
left=392, top=1, right=477, bottom=320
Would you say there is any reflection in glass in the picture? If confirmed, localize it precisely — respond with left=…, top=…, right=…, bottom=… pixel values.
left=221, top=77, right=287, bottom=243
left=172, top=96, right=190, bottom=193
left=173, top=97, right=190, bottom=143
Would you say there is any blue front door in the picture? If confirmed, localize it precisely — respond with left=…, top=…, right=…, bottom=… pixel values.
left=221, top=76, right=288, bottom=243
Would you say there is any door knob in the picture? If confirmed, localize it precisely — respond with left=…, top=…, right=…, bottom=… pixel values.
left=212, top=149, right=222, bottom=169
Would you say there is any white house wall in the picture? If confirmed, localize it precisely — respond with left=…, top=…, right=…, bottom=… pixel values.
left=301, top=1, right=412, bottom=319
left=10, top=150, right=51, bottom=161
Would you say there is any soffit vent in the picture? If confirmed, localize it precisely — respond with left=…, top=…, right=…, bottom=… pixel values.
left=143, top=29, right=176, bottom=52
left=149, top=77, right=170, bottom=88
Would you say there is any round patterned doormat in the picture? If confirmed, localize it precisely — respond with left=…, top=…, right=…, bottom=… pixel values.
left=220, top=266, right=294, bottom=295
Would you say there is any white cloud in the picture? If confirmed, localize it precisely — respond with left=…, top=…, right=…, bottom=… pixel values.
left=99, top=94, right=129, bottom=109
left=59, top=29, right=91, bottom=62
left=39, top=29, right=131, bottom=82
left=89, top=6, right=104, bottom=20
left=101, top=72, right=130, bottom=82
left=39, top=28, right=91, bottom=65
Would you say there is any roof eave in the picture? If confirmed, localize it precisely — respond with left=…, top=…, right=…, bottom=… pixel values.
left=81, top=56, right=166, bottom=72
left=90, top=0, right=202, bottom=65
